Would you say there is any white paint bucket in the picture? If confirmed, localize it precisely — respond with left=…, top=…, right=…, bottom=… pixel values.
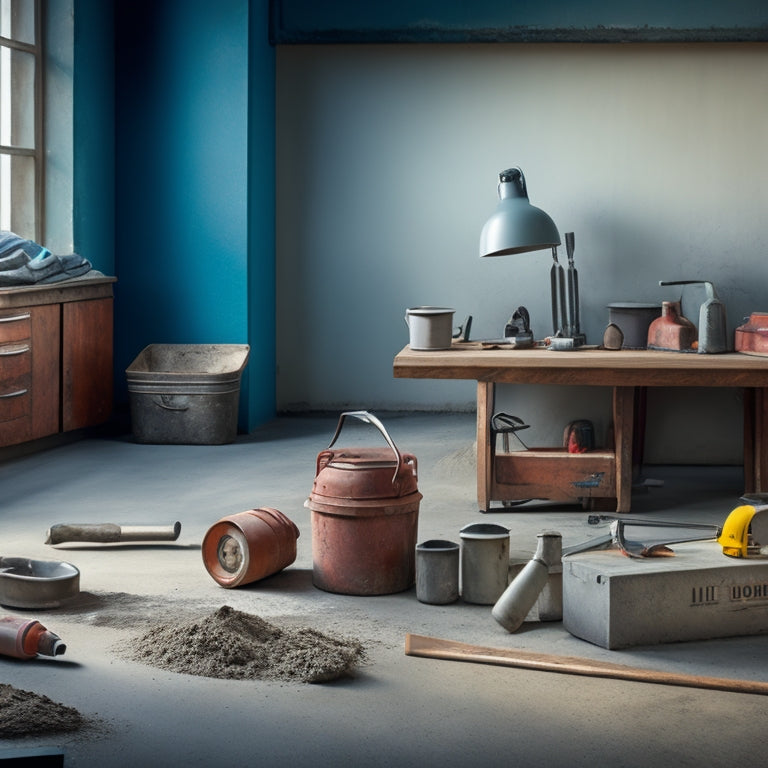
left=405, top=306, right=455, bottom=351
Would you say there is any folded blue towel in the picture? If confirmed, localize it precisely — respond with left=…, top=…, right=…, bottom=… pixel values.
left=0, top=230, right=49, bottom=261
left=0, top=231, right=91, bottom=286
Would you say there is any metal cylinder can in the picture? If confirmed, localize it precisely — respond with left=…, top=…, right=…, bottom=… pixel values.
left=0, top=616, right=66, bottom=659
left=460, top=523, right=510, bottom=604
left=202, top=507, right=300, bottom=588
left=416, top=539, right=460, bottom=605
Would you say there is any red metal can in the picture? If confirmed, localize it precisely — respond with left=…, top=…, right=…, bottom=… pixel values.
left=307, top=411, right=421, bottom=595
left=202, top=507, right=300, bottom=588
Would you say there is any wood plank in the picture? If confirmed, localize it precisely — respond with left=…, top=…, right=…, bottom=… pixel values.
left=404, top=634, right=768, bottom=696
left=62, top=298, right=113, bottom=431
left=0, top=309, right=32, bottom=342
left=493, top=449, right=616, bottom=501
left=0, top=276, right=115, bottom=309
left=744, top=388, right=756, bottom=493
left=477, top=381, right=493, bottom=512
left=30, top=303, right=60, bottom=440
left=393, top=344, right=768, bottom=388
left=753, top=388, right=768, bottom=492
left=0, top=344, right=31, bottom=423
left=613, top=387, right=635, bottom=513
left=0, top=416, right=31, bottom=445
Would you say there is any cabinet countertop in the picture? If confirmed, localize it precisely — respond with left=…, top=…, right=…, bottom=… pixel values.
left=0, top=274, right=116, bottom=308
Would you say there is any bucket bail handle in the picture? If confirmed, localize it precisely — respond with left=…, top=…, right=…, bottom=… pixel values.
left=327, top=410, right=403, bottom=486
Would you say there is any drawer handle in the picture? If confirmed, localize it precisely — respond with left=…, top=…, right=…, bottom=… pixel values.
left=0, top=345, right=30, bottom=356
left=0, top=389, right=27, bottom=399
left=0, top=313, right=31, bottom=323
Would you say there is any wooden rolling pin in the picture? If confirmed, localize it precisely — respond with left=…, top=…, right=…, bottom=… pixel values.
left=405, top=633, right=768, bottom=696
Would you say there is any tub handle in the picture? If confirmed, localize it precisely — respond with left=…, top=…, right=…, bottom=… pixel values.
left=327, top=410, right=403, bottom=486
left=153, top=396, right=189, bottom=412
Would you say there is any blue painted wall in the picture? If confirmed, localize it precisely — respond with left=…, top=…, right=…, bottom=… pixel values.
left=72, top=0, right=275, bottom=431
left=70, top=0, right=764, bottom=437
left=247, top=1, right=277, bottom=428
left=73, top=0, right=115, bottom=275
left=113, top=0, right=249, bottom=408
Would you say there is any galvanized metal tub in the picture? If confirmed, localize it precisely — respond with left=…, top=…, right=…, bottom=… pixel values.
left=126, top=344, right=249, bottom=445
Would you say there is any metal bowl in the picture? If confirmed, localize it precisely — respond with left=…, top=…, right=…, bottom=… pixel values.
left=0, top=556, right=80, bottom=609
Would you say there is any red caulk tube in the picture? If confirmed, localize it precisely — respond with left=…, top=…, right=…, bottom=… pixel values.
left=0, top=616, right=66, bottom=659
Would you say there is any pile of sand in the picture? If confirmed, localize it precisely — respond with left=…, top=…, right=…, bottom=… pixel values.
left=124, top=605, right=366, bottom=683
left=0, top=684, right=85, bottom=738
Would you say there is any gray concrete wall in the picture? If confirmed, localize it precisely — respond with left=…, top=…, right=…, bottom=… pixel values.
left=275, top=43, right=768, bottom=463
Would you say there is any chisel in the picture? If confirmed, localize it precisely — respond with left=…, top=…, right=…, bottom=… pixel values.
left=565, top=232, right=580, bottom=335
left=550, top=248, right=560, bottom=335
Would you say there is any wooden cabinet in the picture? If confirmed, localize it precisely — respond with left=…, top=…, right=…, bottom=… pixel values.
left=0, top=276, right=116, bottom=448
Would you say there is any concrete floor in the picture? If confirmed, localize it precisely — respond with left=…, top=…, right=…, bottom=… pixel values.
left=1, top=412, right=767, bottom=767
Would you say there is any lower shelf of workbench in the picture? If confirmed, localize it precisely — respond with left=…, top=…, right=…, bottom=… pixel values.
left=492, top=448, right=617, bottom=504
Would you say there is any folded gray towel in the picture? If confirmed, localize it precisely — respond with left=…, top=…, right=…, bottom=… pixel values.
left=0, top=250, right=92, bottom=287
left=0, top=248, right=30, bottom=272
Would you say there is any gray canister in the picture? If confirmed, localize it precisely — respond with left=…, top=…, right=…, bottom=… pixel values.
left=415, top=539, right=460, bottom=605
left=460, top=523, right=510, bottom=604
left=606, top=303, right=660, bottom=349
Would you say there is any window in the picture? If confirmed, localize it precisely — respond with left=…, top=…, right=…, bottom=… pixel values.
left=0, top=0, right=42, bottom=241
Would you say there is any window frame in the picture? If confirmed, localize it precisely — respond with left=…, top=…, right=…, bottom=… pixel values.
left=0, top=0, right=44, bottom=243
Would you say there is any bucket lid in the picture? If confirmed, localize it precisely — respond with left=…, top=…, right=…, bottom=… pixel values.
left=406, top=306, right=455, bottom=316
left=460, top=523, right=509, bottom=540
left=311, top=411, right=419, bottom=500
left=606, top=302, right=660, bottom=310
left=311, top=447, right=419, bottom=500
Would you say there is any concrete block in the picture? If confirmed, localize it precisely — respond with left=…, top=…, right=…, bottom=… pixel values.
left=563, top=541, right=768, bottom=649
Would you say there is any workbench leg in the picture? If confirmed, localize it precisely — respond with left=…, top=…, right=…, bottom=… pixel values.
left=477, top=381, right=495, bottom=512
left=613, top=386, right=635, bottom=513
left=744, top=387, right=768, bottom=494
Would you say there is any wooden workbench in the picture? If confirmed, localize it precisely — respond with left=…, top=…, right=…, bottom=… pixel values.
left=393, top=343, right=768, bottom=512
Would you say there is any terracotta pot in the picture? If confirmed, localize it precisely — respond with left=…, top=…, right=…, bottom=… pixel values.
left=647, top=300, right=697, bottom=351
left=202, top=507, right=300, bottom=588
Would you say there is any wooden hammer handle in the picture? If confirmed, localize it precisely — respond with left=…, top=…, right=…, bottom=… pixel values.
left=405, top=634, right=768, bottom=696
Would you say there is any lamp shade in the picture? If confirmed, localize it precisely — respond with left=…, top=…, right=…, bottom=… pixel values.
left=479, top=168, right=560, bottom=257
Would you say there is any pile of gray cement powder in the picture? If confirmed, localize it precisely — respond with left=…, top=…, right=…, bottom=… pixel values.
left=124, top=605, right=366, bottom=683
left=0, top=684, right=85, bottom=737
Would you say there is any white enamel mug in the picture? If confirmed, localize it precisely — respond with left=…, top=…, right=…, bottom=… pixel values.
left=404, top=306, right=455, bottom=351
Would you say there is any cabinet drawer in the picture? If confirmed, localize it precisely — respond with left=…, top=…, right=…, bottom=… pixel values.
left=0, top=310, right=32, bottom=343
left=0, top=343, right=31, bottom=423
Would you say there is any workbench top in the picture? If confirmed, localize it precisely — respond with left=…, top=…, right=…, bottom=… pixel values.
left=393, top=343, right=768, bottom=387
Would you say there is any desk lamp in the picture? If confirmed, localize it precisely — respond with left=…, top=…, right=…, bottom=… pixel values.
left=479, top=167, right=585, bottom=349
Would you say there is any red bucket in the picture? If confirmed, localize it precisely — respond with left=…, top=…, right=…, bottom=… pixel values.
left=307, top=411, right=421, bottom=595
left=202, top=507, right=300, bottom=588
